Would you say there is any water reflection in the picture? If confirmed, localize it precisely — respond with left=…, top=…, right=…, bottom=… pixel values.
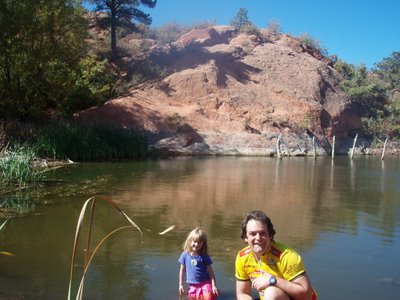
left=0, top=190, right=36, bottom=215
left=1, top=156, right=400, bottom=299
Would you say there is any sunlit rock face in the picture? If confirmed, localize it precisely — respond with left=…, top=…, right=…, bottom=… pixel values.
left=77, top=25, right=361, bottom=156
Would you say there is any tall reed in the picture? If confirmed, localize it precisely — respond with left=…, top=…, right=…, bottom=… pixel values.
left=35, top=121, right=148, bottom=161
left=0, top=144, right=44, bottom=188
left=68, top=196, right=176, bottom=299
left=68, top=195, right=143, bottom=300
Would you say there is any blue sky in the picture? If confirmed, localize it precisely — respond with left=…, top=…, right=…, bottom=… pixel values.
left=142, top=0, right=400, bottom=69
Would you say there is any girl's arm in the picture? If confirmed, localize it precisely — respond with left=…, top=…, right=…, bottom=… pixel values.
left=206, top=265, right=220, bottom=296
left=179, top=264, right=186, bottom=295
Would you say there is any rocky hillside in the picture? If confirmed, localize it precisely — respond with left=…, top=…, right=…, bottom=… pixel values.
left=76, top=25, right=363, bottom=156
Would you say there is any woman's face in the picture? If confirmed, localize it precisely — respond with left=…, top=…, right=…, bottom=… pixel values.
left=245, top=219, right=272, bottom=258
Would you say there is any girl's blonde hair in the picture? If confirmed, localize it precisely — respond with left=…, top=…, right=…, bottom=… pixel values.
left=182, top=227, right=209, bottom=255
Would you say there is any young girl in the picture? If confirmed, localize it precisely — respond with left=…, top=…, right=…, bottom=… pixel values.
left=178, top=227, right=219, bottom=299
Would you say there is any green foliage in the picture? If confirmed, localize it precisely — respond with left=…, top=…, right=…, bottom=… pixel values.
left=78, top=56, right=114, bottom=98
left=347, top=84, right=386, bottom=112
left=0, top=144, right=44, bottom=188
left=298, top=33, right=328, bottom=56
left=372, top=52, right=400, bottom=138
left=373, top=51, right=400, bottom=90
left=333, top=59, right=354, bottom=79
left=230, top=8, right=254, bottom=32
left=335, top=56, right=400, bottom=139
left=67, top=55, right=116, bottom=113
left=88, top=0, right=157, bottom=57
left=0, top=0, right=89, bottom=120
left=335, top=62, right=387, bottom=116
left=35, top=121, right=148, bottom=161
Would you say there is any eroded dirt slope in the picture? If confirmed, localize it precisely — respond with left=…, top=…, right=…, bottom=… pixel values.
left=77, top=26, right=362, bottom=156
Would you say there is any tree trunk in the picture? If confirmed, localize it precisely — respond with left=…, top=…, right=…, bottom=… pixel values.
left=110, top=9, right=117, bottom=59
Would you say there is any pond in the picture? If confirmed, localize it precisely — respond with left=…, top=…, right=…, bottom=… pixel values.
left=1, top=156, right=400, bottom=299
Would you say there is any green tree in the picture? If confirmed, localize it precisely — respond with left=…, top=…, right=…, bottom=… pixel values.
left=0, top=0, right=89, bottom=120
left=372, top=52, right=400, bottom=137
left=230, top=8, right=253, bottom=31
left=88, top=0, right=156, bottom=58
left=336, top=62, right=386, bottom=116
left=333, top=59, right=354, bottom=80
left=373, top=51, right=400, bottom=93
left=334, top=60, right=397, bottom=138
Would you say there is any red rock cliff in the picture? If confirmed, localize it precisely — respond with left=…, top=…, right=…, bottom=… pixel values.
left=76, top=26, right=362, bottom=156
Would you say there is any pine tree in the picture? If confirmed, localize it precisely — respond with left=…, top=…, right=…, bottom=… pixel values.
left=88, top=0, right=157, bottom=58
left=230, top=8, right=252, bottom=31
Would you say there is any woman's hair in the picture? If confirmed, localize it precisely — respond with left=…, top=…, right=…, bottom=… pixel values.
left=240, top=210, right=276, bottom=240
left=182, top=227, right=209, bottom=255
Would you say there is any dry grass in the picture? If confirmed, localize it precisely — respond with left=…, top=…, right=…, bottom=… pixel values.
left=67, top=195, right=143, bottom=300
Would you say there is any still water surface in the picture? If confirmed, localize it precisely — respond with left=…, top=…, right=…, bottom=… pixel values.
left=1, top=156, right=400, bottom=299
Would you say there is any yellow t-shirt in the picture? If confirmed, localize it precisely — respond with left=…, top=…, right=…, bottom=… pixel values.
left=235, top=241, right=313, bottom=299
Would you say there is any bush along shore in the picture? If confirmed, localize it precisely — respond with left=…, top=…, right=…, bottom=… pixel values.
left=0, top=120, right=148, bottom=212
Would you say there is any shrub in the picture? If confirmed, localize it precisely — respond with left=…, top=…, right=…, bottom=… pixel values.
left=298, top=33, right=328, bottom=56
left=0, top=144, right=44, bottom=188
left=147, top=20, right=216, bottom=44
left=266, top=20, right=282, bottom=34
left=240, top=23, right=259, bottom=35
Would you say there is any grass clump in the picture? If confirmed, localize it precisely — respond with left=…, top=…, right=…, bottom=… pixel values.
left=35, top=121, right=148, bottom=161
left=0, top=143, right=45, bottom=214
left=0, top=144, right=44, bottom=188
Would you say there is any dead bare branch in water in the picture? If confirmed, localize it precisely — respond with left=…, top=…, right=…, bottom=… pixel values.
left=159, top=224, right=176, bottom=235
left=0, top=219, right=7, bottom=231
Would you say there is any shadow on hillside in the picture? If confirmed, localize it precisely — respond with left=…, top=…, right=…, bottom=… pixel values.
left=76, top=104, right=210, bottom=150
left=76, top=101, right=171, bottom=133
left=150, top=44, right=262, bottom=87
